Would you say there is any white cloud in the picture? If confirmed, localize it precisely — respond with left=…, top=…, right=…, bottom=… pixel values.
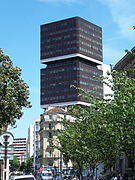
left=38, top=0, right=81, bottom=4
left=99, top=0, right=135, bottom=41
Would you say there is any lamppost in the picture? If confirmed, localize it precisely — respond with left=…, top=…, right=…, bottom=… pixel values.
left=0, top=132, right=14, bottom=180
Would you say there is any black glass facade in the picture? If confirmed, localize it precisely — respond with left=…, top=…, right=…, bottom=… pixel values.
left=41, top=17, right=102, bottom=62
left=40, top=17, right=103, bottom=107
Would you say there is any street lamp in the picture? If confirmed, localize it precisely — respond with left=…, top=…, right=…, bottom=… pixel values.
left=0, top=132, right=14, bottom=180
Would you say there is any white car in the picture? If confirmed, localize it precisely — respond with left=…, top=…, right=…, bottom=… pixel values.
left=13, top=174, right=36, bottom=180
left=41, top=171, right=53, bottom=180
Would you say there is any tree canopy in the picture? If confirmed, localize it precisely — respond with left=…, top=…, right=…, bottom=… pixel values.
left=10, top=156, right=20, bottom=171
left=0, top=49, right=31, bottom=129
left=57, top=67, right=135, bottom=174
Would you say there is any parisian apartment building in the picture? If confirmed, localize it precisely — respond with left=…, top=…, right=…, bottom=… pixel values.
left=39, top=106, right=74, bottom=171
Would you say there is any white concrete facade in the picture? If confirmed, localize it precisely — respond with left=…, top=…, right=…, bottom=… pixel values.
left=39, top=107, right=74, bottom=171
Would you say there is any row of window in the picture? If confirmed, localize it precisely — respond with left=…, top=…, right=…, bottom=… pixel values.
left=42, top=47, right=101, bottom=59
left=80, top=81, right=103, bottom=89
left=41, top=66, right=101, bottom=76
left=42, top=33, right=101, bottom=47
left=14, top=138, right=26, bottom=140
left=77, top=67, right=102, bottom=74
left=77, top=20, right=102, bottom=33
left=42, top=90, right=102, bottom=102
left=42, top=81, right=76, bottom=88
left=45, top=40, right=77, bottom=48
left=14, top=144, right=26, bottom=147
left=42, top=94, right=77, bottom=101
left=44, top=34, right=71, bottom=42
left=41, top=47, right=78, bottom=56
left=41, top=74, right=76, bottom=81
left=42, top=79, right=102, bottom=89
left=41, top=21, right=70, bottom=31
left=41, top=73, right=101, bottom=83
left=42, top=68, right=65, bottom=74
left=80, top=74, right=101, bottom=81
left=13, top=141, right=26, bottom=143
left=80, top=41, right=102, bottom=52
left=77, top=33, right=102, bottom=46
left=41, top=88, right=76, bottom=95
left=42, top=81, right=102, bottom=90
left=79, top=47, right=102, bottom=58
left=13, top=143, right=26, bottom=146
left=42, top=27, right=101, bottom=40
left=41, top=83, right=102, bottom=96
left=43, top=40, right=102, bottom=53
left=78, top=27, right=101, bottom=39
left=41, top=20, right=101, bottom=34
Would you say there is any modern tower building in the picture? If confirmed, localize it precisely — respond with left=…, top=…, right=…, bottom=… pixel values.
left=27, top=118, right=40, bottom=170
left=33, top=118, right=40, bottom=170
left=13, top=138, right=27, bottom=163
left=27, top=125, right=34, bottom=158
left=40, top=17, right=103, bottom=108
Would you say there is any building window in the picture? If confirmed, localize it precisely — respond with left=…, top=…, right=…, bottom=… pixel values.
left=49, top=123, right=52, bottom=130
left=49, top=115, right=52, bottom=119
left=49, top=132, right=52, bottom=138
left=48, top=160, right=53, bottom=166
left=49, top=151, right=52, bottom=157
left=49, top=140, right=53, bottom=146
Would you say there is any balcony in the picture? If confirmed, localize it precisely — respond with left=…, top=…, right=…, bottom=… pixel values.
left=44, top=154, right=58, bottom=159
left=46, top=144, right=54, bottom=150
left=43, top=126, right=62, bottom=131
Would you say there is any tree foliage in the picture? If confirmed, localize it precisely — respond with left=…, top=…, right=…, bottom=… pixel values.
left=57, top=67, right=135, bottom=173
left=10, top=156, right=20, bottom=171
left=25, top=156, right=33, bottom=173
left=10, top=156, right=33, bottom=173
left=0, top=49, right=31, bottom=128
left=19, top=162, right=26, bottom=172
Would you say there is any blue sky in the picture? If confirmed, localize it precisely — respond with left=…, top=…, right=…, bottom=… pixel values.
left=1, top=0, right=134, bottom=138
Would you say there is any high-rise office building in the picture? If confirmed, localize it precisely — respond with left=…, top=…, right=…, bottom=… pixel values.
left=40, top=16, right=103, bottom=108
left=13, top=138, right=27, bottom=163
left=27, top=118, right=40, bottom=170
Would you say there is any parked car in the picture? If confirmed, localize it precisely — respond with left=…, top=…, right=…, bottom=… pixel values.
left=36, top=172, right=41, bottom=180
left=9, top=172, right=24, bottom=180
left=13, top=174, right=36, bottom=180
left=40, top=170, right=53, bottom=180
left=54, top=174, right=63, bottom=180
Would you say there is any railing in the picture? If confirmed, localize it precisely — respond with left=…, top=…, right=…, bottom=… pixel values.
left=44, top=154, right=58, bottom=158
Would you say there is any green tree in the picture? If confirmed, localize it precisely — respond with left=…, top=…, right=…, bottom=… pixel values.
left=25, top=157, right=33, bottom=174
left=10, top=156, right=20, bottom=171
left=0, top=49, right=31, bottom=129
left=57, top=65, right=135, bottom=176
left=19, top=162, right=26, bottom=172
left=57, top=120, right=87, bottom=179
left=58, top=101, right=117, bottom=177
